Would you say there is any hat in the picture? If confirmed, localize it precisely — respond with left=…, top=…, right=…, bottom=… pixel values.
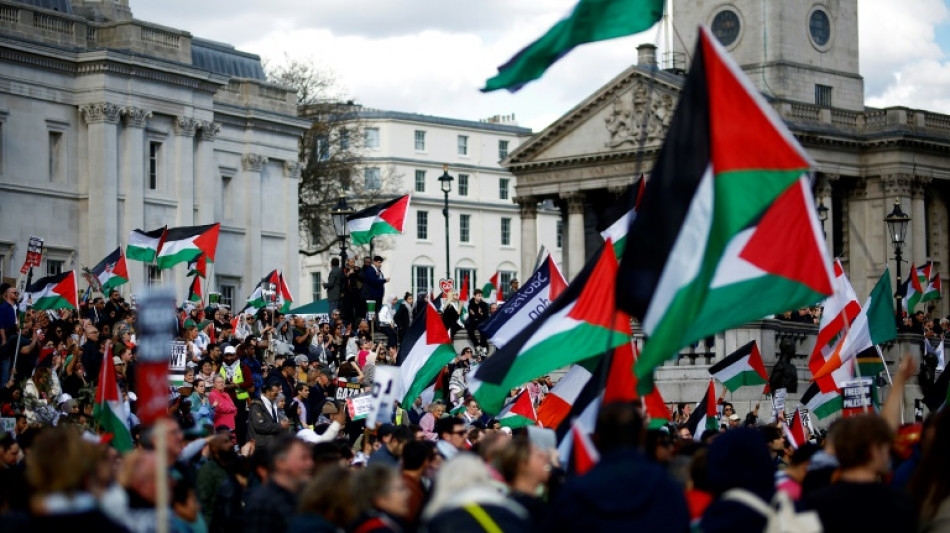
left=377, top=423, right=395, bottom=439
left=321, top=402, right=340, bottom=415
left=526, top=426, right=557, bottom=452
left=728, top=413, right=741, bottom=422
left=294, top=354, right=310, bottom=366
left=223, top=345, right=237, bottom=355
left=183, top=319, right=197, bottom=330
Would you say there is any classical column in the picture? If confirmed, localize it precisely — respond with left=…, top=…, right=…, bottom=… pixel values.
left=243, top=153, right=268, bottom=289
left=195, top=121, right=220, bottom=225
left=79, top=102, right=122, bottom=269
left=515, top=196, right=538, bottom=280
left=563, top=192, right=586, bottom=280
left=911, top=176, right=932, bottom=265
left=120, top=106, right=151, bottom=292
left=283, top=161, right=302, bottom=298
left=173, top=116, right=199, bottom=226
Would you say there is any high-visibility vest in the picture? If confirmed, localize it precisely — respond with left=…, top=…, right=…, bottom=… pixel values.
left=220, top=365, right=249, bottom=401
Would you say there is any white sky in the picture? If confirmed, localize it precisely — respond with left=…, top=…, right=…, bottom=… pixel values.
left=132, top=0, right=950, bottom=133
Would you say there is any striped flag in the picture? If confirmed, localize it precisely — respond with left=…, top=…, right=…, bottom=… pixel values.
left=395, top=302, right=457, bottom=407
left=91, top=247, right=129, bottom=294
left=497, top=389, right=538, bottom=428
left=188, top=276, right=202, bottom=303
left=685, top=379, right=719, bottom=441
left=156, top=223, right=220, bottom=269
left=19, top=271, right=78, bottom=312
left=93, top=344, right=133, bottom=452
left=536, top=362, right=595, bottom=429
left=808, top=259, right=861, bottom=393
left=346, top=195, right=411, bottom=245
left=127, top=226, right=167, bottom=263
left=783, top=406, right=808, bottom=449
left=708, top=340, right=769, bottom=393
left=598, top=175, right=645, bottom=258
left=802, top=381, right=842, bottom=420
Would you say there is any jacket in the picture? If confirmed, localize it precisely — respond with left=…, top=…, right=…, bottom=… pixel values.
left=247, top=398, right=286, bottom=451
left=323, top=266, right=342, bottom=303
left=362, top=266, right=387, bottom=300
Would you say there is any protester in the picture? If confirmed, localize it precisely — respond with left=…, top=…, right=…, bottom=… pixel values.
left=243, top=434, right=314, bottom=533
left=350, top=463, right=409, bottom=532
left=248, top=382, right=291, bottom=452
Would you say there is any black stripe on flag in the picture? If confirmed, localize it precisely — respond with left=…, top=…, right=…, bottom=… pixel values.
left=708, top=340, right=756, bottom=376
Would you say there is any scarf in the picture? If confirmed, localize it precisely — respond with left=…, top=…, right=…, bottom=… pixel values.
left=223, top=359, right=240, bottom=381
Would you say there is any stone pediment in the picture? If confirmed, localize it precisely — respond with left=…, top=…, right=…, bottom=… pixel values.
left=506, top=65, right=685, bottom=170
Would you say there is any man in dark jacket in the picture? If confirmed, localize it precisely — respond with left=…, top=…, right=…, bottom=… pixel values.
left=323, top=257, right=342, bottom=314
left=466, top=289, right=490, bottom=350
left=542, top=402, right=690, bottom=532
left=361, top=256, right=389, bottom=321
left=243, top=433, right=313, bottom=533
left=248, top=381, right=289, bottom=452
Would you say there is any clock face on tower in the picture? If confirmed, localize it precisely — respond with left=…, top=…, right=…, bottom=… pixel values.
left=809, top=9, right=831, bottom=47
left=711, top=9, right=741, bottom=46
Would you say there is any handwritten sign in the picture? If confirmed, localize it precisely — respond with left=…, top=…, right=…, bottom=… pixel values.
left=439, top=278, right=454, bottom=296
left=346, top=393, right=373, bottom=421
left=366, top=366, right=398, bottom=427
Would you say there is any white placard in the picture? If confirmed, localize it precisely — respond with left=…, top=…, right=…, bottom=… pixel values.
left=366, top=365, right=399, bottom=428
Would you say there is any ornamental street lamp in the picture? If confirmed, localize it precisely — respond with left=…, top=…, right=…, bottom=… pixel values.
left=438, top=165, right=454, bottom=281
left=816, top=199, right=829, bottom=239
left=331, top=191, right=353, bottom=299
left=884, top=198, right=911, bottom=320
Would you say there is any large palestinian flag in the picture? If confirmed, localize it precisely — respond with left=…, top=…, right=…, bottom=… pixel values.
left=615, top=27, right=834, bottom=394
left=91, top=247, right=129, bottom=294
left=156, top=223, right=220, bottom=269
left=471, top=240, right=632, bottom=414
left=808, top=259, right=861, bottom=393
left=126, top=226, right=167, bottom=263
left=347, top=194, right=411, bottom=245
left=496, top=389, right=538, bottom=428
left=395, top=301, right=457, bottom=407
left=93, top=344, right=133, bottom=452
left=708, top=340, right=768, bottom=392
left=20, top=271, right=78, bottom=311
left=245, top=269, right=294, bottom=313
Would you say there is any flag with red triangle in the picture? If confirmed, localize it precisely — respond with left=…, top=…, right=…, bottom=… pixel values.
left=783, top=406, right=808, bottom=449
left=905, top=262, right=931, bottom=311
left=808, top=259, right=861, bottom=393
left=347, top=194, right=411, bottom=245
left=497, top=389, right=538, bottom=428
left=685, top=379, right=719, bottom=441
left=92, top=343, right=133, bottom=452
left=471, top=240, right=632, bottom=414
left=156, top=223, right=220, bottom=269
left=569, top=421, right=600, bottom=475
left=395, top=301, right=457, bottom=407
left=19, top=271, right=79, bottom=312
left=188, top=276, right=202, bottom=303
left=708, top=340, right=769, bottom=393
left=187, top=253, right=207, bottom=278
left=90, top=247, right=129, bottom=293
left=482, top=271, right=503, bottom=303
left=615, top=27, right=834, bottom=395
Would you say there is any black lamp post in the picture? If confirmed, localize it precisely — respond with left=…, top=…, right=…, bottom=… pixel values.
left=438, top=165, right=454, bottom=281
left=816, top=199, right=829, bottom=239
left=330, top=191, right=353, bottom=299
left=884, top=198, right=911, bottom=321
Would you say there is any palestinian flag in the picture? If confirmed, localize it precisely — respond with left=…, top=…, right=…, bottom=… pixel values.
left=419, top=365, right=451, bottom=406
left=921, top=272, right=942, bottom=305
left=809, top=260, right=861, bottom=393
left=615, top=28, right=834, bottom=395
left=347, top=194, right=411, bottom=245
left=19, top=271, right=78, bottom=311
left=156, top=223, right=220, bottom=269
left=708, top=340, right=768, bottom=392
left=187, top=253, right=207, bottom=278
left=568, top=421, right=600, bottom=475
left=685, top=379, right=719, bottom=441
left=496, top=390, right=538, bottom=428
left=471, top=240, right=632, bottom=414
left=643, top=384, right=670, bottom=429
left=783, top=406, right=808, bottom=449
left=127, top=226, right=167, bottom=263
left=92, top=344, right=133, bottom=452
left=457, top=274, right=470, bottom=328
left=188, top=276, right=202, bottom=303
left=395, top=301, right=457, bottom=407
left=536, top=362, right=595, bottom=429
left=598, top=175, right=645, bottom=258
left=813, top=268, right=897, bottom=388
left=246, top=270, right=294, bottom=313
left=906, top=262, right=931, bottom=311
left=801, top=381, right=842, bottom=420
left=91, top=247, right=129, bottom=293
left=602, top=341, right=640, bottom=403
left=482, top=272, right=503, bottom=303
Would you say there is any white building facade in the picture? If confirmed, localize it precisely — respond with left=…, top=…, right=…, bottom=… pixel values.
left=0, top=0, right=307, bottom=306
left=300, top=110, right=562, bottom=305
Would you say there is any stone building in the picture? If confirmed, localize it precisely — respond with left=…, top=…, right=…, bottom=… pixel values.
left=0, top=0, right=307, bottom=306
left=298, top=108, right=561, bottom=305
left=506, top=0, right=948, bottom=414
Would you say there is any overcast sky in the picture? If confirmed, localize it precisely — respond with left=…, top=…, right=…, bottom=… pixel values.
left=132, top=0, right=950, bottom=133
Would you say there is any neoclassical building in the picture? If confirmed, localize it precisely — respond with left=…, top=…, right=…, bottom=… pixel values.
left=509, top=0, right=949, bottom=318
left=0, top=0, right=307, bottom=305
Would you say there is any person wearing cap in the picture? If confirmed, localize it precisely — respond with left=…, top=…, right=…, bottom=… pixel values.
left=362, top=255, right=390, bottom=322
left=727, top=413, right=742, bottom=429
left=219, top=344, right=254, bottom=445
left=276, top=358, right=298, bottom=417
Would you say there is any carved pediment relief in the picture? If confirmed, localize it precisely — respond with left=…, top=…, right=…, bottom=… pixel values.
left=604, top=81, right=675, bottom=148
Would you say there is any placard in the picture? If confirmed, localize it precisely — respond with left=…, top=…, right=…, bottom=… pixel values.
left=136, top=289, right=178, bottom=425
left=346, top=393, right=373, bottom=421
left=842, top=379, right=877, bottom=417
left=771, top=387, right=787, bottom=420
left=334, top=379, right=363, bottom=400
left=366, top=366, right=398, bottom=428
left=0, top=417, right=14, bottom=434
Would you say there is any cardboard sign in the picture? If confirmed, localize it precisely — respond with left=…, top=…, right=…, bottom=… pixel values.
left=842, top=379, right=877, bottom=417
left=21, top=235, right=44, bottom=274
left=346, top=393, right=374, bottom=421
left=771, top=388, right=787, bottom=420
left=366, top=365, right=398, bottom=427
left=439, top=278, right=454, bottom=296
left=335, top=379, right=363, bottom=400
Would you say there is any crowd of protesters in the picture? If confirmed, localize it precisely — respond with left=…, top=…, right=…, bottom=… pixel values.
left=0, top=276, right=948, bottom=532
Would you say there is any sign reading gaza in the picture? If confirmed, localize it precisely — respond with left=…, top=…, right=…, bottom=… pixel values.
left=478, top=258, right=562, bottom=349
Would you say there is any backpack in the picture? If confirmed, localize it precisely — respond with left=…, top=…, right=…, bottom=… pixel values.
left=723, top=488, right=823, bottom=533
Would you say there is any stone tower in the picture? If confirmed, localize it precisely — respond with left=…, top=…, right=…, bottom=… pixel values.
left=671, top=0, right=864, bottom=111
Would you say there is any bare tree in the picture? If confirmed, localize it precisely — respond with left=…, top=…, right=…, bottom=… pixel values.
left=266, top=58, right=403, bottom=256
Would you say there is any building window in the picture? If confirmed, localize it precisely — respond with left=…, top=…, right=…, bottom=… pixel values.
left=458, top=174, right=469, bottom=196
left=412, top=265, right=434, bottom=297
left=364, top=167, right=382, bottom=190
left=217, top=280, right=237, bottom=309
left=46, top=259, right=63, bottom=277
left=315, top=135, right=330, bottom=160
left=501, top=217, right=511, bottom=246
left=49, top=131, right=64, bottom=183
left=459, top=214, right=471, bottom=243
left=815, top=84, right=833, bottom=107
left=498, top=140, right=509, bottom=160
left=556, top=219, right=563, bottom=248
left=809, top=9, right=831, bottom=47
left=499, top=271, right=516, bottom=290
left=414, top=130, right=426, bottom=151
left=711, top=9, right=741, bottom=47
left=339, top=129, right=350, bottom=150
left=499, top=178, right=510, bottom=200
left=148, top=141, right=161, bottom=190
left=455, top=268, right=476, bottom=295
left=364, top=127, right=380, bottom=148
left=415, top=170, right=426, bottom=193
left=147, top=265, right=162, bottom=286
left=457, top=135, right=468, bottom=156
left=311, top=272, right=322, bottom=302
left=222, top=175, right=233, bottom=222
left=417, top=211, right=429, bottom=240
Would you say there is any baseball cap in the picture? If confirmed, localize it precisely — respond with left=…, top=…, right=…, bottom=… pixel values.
left=728, top=414, right=741, bottom=422
left=223, top=345, right=237, bottom=355
left=294, top=355, right=309, bottom=366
